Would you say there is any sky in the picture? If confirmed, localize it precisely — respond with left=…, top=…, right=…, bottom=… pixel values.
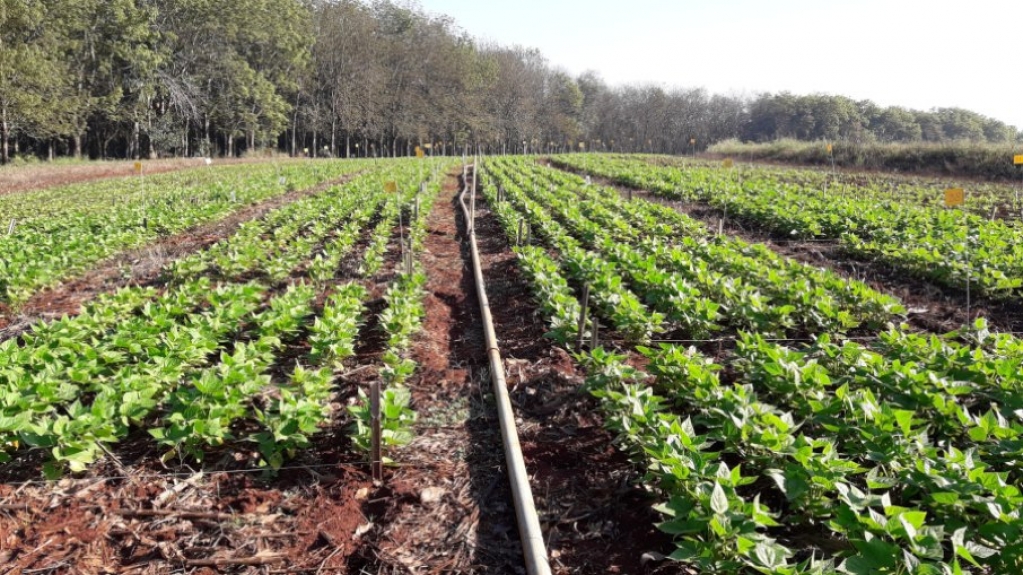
left=417, top=0, right=1023, bottom=130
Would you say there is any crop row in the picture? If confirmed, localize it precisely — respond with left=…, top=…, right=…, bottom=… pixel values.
left=483, top=158, right=905, bottom=341
left=0, top=161, right=371, bottom=306
left=0, top=159, right=445, bottom=475
left=556, top=154, right=1023, bottom=298
left=579, top=318, right=1023, bottom=574
left=478, top=156, right=1023, bottom=572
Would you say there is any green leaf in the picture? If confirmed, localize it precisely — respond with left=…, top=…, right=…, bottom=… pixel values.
left=710, top=482, right=729, bottom=515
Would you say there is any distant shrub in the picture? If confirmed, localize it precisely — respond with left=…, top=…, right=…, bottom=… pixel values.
left=708, top=139, right=1023, bottom=181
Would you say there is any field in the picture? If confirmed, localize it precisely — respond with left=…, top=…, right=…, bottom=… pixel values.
left=1, top=155, right=1022, bottom=574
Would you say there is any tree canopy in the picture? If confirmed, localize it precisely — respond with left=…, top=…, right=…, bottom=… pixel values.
left=1, top=0, right=1019, bottom=163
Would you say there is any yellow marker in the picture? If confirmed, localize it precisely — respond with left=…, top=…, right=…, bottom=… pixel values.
left=722, top=159, right=734, bottom=168
left=826, top=144, right=833, bottom=154
left=944, top=188, right=965, bottom=207
left=415, top=146, right=424, bottom=158
left=384, top=181, right=397, bottom=193
left=1014, top=154, right=1023, bottom=165
left=133, top=161, right=142, bottom=174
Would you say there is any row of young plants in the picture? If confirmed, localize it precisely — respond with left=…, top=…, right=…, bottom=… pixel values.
left=168, top=178, right=384, bottom=283
left=484, top=160, right=664, bottom=343
left=0, top=159, right=442, bottom=475
left=555, top=154, right=1023, bottom=298
left=476, top=157, right=1023, bottom=572
left=580, top=313, right=1023, bottom=574
left=598, top=154, right=1023, bottom=217
left=581, top=338, right=1022, bottom=574
left=0, top=161, right=370, bottom=306
left=485, top=158, right=905, bottom=340
left=517, top=159, right=907, bottom=331
left=348, top=176, right=442, bottom=457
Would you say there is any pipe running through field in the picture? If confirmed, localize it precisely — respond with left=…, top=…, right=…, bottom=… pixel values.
left=458, top=162, right=552, bottom=575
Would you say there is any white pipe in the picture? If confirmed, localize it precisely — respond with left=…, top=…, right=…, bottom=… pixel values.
left=458, top=162, right=552, bottom=575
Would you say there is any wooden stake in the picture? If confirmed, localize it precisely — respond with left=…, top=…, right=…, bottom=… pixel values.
left=370, top=381, right=382, bottom=482
left=576, top=284, right=590, bottom=353
left=517, top=219, right=524, bottom=246
left=590, top=318, right=599, bottom=349
left=628, top=189, right=633, bottom=202
left=7, top=219, right=15, bottom=235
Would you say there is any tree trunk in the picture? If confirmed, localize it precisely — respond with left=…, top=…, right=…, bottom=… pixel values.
left=330, top=119, right=336, bottom=157
left=226, top=133, right=233, bottom=157
left=204, top=116, right=211, bottom=157
left=132, top=120, right=141, bottom=159
left=1, top=104, right=9, bottom=164
left=74, top=133, right=83, bottom=159
left=291, top=110, right=299, bottom=156
left=345, top=133, right=351, bottom=159
left=312, top=130, right=317, bottom=158
left=48, top=140, right=54, bottom=161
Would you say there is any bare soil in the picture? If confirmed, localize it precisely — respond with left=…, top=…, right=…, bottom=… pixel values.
left=0, top=157, right=289, bottom=196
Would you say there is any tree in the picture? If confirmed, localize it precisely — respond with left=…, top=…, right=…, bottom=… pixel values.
left=0, top=0, right=74, bottom=162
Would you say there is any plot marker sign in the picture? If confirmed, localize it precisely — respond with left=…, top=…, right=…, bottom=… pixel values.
left=944, top=188, right=965, bottom=207
left=1014, top=155, right=1023, bottom=165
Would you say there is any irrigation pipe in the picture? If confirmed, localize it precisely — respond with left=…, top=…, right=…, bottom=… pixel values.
left=459, top=162, right=552, bottom=575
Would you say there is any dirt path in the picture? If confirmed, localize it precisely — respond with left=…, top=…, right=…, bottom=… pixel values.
left=0, top=157, right=286, bottom=196
left=347, top=170, right=523, bottom=573
left=0, top=172, right=362, bottom=340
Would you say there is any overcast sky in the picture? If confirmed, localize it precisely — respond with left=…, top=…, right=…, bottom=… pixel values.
left=418, top=0, right=1022, bottom=130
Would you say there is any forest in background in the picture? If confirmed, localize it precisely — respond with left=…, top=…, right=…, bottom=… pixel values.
left=2, top=0, right=1021, bottom=164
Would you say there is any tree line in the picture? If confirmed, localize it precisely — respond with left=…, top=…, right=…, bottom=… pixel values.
left=2, top=0, right=1020, bottom=164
